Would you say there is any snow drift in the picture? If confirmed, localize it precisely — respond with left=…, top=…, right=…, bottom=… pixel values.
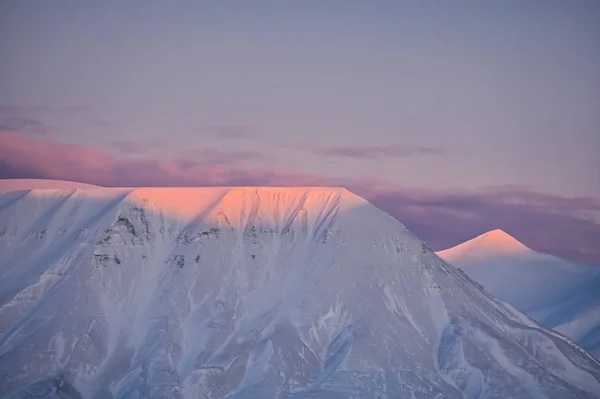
left=0, top=182, right=599, bottom=398
left=437, top=229, right=600, bottom=361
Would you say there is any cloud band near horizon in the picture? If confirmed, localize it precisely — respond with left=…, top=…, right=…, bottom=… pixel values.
left=1, top=130, right=599, bottom=264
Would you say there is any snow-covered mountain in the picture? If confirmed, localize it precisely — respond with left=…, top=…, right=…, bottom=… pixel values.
left=437, top=229, right=600, bottom=361
left=0, top=181, right=599, bottom=398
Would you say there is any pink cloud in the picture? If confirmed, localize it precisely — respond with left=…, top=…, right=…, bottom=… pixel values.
left=0, top=131, right=332, bottom=187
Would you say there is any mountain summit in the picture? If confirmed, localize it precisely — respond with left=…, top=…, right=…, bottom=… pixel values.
left=474, top=228, right=531, bottom=251
left=1, top=184, right=599, bottom=398
left=436, top=229, right=531, bottom=264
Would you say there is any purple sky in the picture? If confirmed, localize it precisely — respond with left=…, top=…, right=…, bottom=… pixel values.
left=1, top=2, right=599, bottom=263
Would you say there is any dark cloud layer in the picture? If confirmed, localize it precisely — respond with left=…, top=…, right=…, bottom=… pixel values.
left=364, top=188, right=600, bottom=264
left=0, top=103, right=87, bottom=135
left=315, top=145, right=444, bottom=159
left=110, top=140, right=166, bottom=155
left=179, top=148, right=274, bottom=165
left=1, top=131, right=598, bottom=264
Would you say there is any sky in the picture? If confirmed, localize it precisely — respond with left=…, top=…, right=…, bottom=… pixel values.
left=1, top=1, right=599, bottom=262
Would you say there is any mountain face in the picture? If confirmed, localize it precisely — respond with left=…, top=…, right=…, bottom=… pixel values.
left=0, top=182, right=599, bottom=398
left=437, top=229, right=600, bottom=360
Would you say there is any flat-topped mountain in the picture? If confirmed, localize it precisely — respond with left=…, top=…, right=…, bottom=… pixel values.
left=1, top=182, right=599, bottom=398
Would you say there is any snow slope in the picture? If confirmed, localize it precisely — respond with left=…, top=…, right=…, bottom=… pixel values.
left=437, top=229, right=600, bottom=360
left=0, top=186, right=599, bottom=398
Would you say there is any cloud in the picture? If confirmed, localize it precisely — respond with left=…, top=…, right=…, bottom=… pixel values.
left=365, top=187, right=600, bottom=264
left=315, top=145, right=444, bottom=159
left=1, top=131, right=598, bottom=264
left=178, top=148, right=275, bottom=166
left=0, top=103, right=88, bottom=136
left=0, top=116, right=50, bottom=135
left=0, top=161, right=44, bottom=180
left=0, top=131, right=300, bottom=187
left=110, top=140, right=166, bottom=155
left=208, top=125, right=254, bottom=139
left=110, top=140, right=272, bottom=163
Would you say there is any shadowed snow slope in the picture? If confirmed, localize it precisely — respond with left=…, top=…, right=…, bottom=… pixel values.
left=437, top=229, right=600, bottom=361
left=0, top=186, right=599, bottom=398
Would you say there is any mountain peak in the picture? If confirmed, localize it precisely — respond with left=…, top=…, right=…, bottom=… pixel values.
left=462, top=228, right=530, bottom=252
left=483, top=228, right=526, bottom=247
left=487, top=228, right=510, bottom=236
left=436, top=228, right=532, bottom=262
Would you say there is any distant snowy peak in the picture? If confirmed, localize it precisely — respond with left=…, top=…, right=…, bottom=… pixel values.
left=436, top=228, right=600, bottom=362
left=437, top=228, right=533, bottom=263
